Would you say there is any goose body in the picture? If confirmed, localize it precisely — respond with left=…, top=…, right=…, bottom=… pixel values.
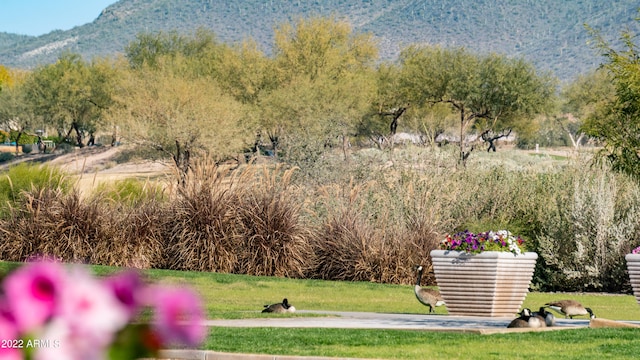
left=507, top=308, right=533, bottom=328
left=545, top=300, right=595, bottom=319
left=414, top=266, right=445, bottom=313
left=262, top=298, right=296, bottom=313
left=532, top=307, right=555, bottom=327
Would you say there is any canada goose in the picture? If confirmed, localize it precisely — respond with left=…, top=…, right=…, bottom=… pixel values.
left=545, top=300, right=595, bottom=319
left=262, top=298, right=296, bottom=313
left=507, top=308, right=533, bottom=328
left=532, top=307, right=556, bottom=327
left=414, top=265, right=445, bottom=313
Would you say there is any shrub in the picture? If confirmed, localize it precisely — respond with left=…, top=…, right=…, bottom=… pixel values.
left=21, top=144, right=33, bottom=154
left=0, top=152, right=14, bottom=163
left=536, top=164, right=640, bottom=292
left=92, top=178, right=166, bottom=206
left=91, top=200, right=167, bottom=269
left=113, top=145, right=170, bottom=164
left=308, top=178, right=441, bottom=284
left=234, top=165, right=313, bottom=278
left=0, top=188, right=101, bottom=263
left=0, top=163, right=69, bottom=216
left=163, top=160, right=240, bottom=272
left=53, top=142, right=75, bottom=154
left=0, top=187, right=167, bottom=269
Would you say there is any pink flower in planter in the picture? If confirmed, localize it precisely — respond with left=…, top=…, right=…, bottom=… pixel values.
left=632, top=246, right=640, bottom=254
left=2, top=261, right=65, bottom=332
left=146, top=285, right=206, bottom=347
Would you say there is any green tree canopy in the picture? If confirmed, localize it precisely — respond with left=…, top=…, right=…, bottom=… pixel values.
left=23, top=53, right=117, bottom=146
left=258, top=17, right=378, bottom=162
left=110, top=59, right=251, bottom=182
left=398, top=46, right=555, bottom=162
left=0, top=70, right=42, bottom=152
left=584, top=23, right=640, bottom=179
left=559, top=69, right=615, bottom=149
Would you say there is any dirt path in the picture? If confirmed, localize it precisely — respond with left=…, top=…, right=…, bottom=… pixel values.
left=5, top=145, right=171, bottom=194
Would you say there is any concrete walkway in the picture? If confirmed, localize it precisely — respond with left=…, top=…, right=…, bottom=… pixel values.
left=203, top=310, right=590, bottom=334
left=157, top=310, right=612, bottom=360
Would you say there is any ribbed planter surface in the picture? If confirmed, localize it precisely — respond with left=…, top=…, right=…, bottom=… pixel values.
left=626, top=254, right=640, bottom=305
left=430, top=250, right=538, bottom=317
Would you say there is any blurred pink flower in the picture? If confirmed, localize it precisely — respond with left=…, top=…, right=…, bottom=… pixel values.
left=0, top=310, right=21, bottom=360
left=147, top=286, right=206, bottom=347
left=103, top=270, right=144, bottom=318
left=0, top=262, right=206, bottom=358
left=2, top=261, right=64, bottom=331
left=57, top=267, right=129, bottom=349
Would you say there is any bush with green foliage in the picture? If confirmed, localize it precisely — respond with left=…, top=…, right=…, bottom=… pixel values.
left=93, top=178, right=165, bottom=206
left=0, top=163, right=69, bottom=214
left=537, top=164, right=640, bottom=292
left=0, top=152, right=14, bottom=163
left=9, top=131, right=37, bottom=145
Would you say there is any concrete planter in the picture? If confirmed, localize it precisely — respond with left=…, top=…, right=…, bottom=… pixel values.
left=626, top=253, right=640, bottom=305
left=430, top=250, right=538, bottom=317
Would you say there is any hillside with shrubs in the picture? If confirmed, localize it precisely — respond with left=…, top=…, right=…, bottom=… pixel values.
left=1, top=0, right=640, bottom=81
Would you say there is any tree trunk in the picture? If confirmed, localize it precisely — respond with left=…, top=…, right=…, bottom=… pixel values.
left=269, top=133, right=279, bottom=160
left=342, top=134, right=350, bottom=162
left=75, top=125, right=84, bottom=148
left=172, top=140, right=191, bottom=185
left=14, top=132, right=22, bottom=154
left=459, top=107, right=467, bottom=166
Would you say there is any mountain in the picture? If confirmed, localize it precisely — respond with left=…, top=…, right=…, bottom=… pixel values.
left=1, top=0, right=639, bottom=81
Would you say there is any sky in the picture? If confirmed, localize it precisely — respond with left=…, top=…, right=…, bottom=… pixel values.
left=0, top=0, right=117, bottom=36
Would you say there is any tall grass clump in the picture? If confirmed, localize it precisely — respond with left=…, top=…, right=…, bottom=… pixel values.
left=163, top=159, right=240, bottom=272
left=90, top=200, right=167, bottom=269
left=234, top=165, right=312, bottom=278
left=537, top=163, right=640, bottom=292
left=0, top=184, right=167, bottom=268
left=308, top=174, right=442, bottom=285
left=0, top=188, right=102, bottom=263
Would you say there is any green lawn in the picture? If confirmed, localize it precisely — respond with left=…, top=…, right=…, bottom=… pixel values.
left=3, top=262, right=640, bottom=359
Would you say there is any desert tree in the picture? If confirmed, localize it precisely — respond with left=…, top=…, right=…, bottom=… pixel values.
left=363, top=63, right=408, bottom=149
left=0, top=65, right=12, bottom=92
left=559, top=69, right=614, bottom=149
left=125, top=30, right=189, bottom=70
left=584, top=22, right=640, bottom=179
left=398, top=46, right=555, bottom=164
left=367, top=63, right=457, bottom=148
left=22, top=53, right=117, bottom=147
left=0, top=70, right=43, bottom=153
left=215, top=39, right=276, bottom=106
left=110, top=58, right=251, bottom=183
left=259, top=16, right=378, bottom=162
